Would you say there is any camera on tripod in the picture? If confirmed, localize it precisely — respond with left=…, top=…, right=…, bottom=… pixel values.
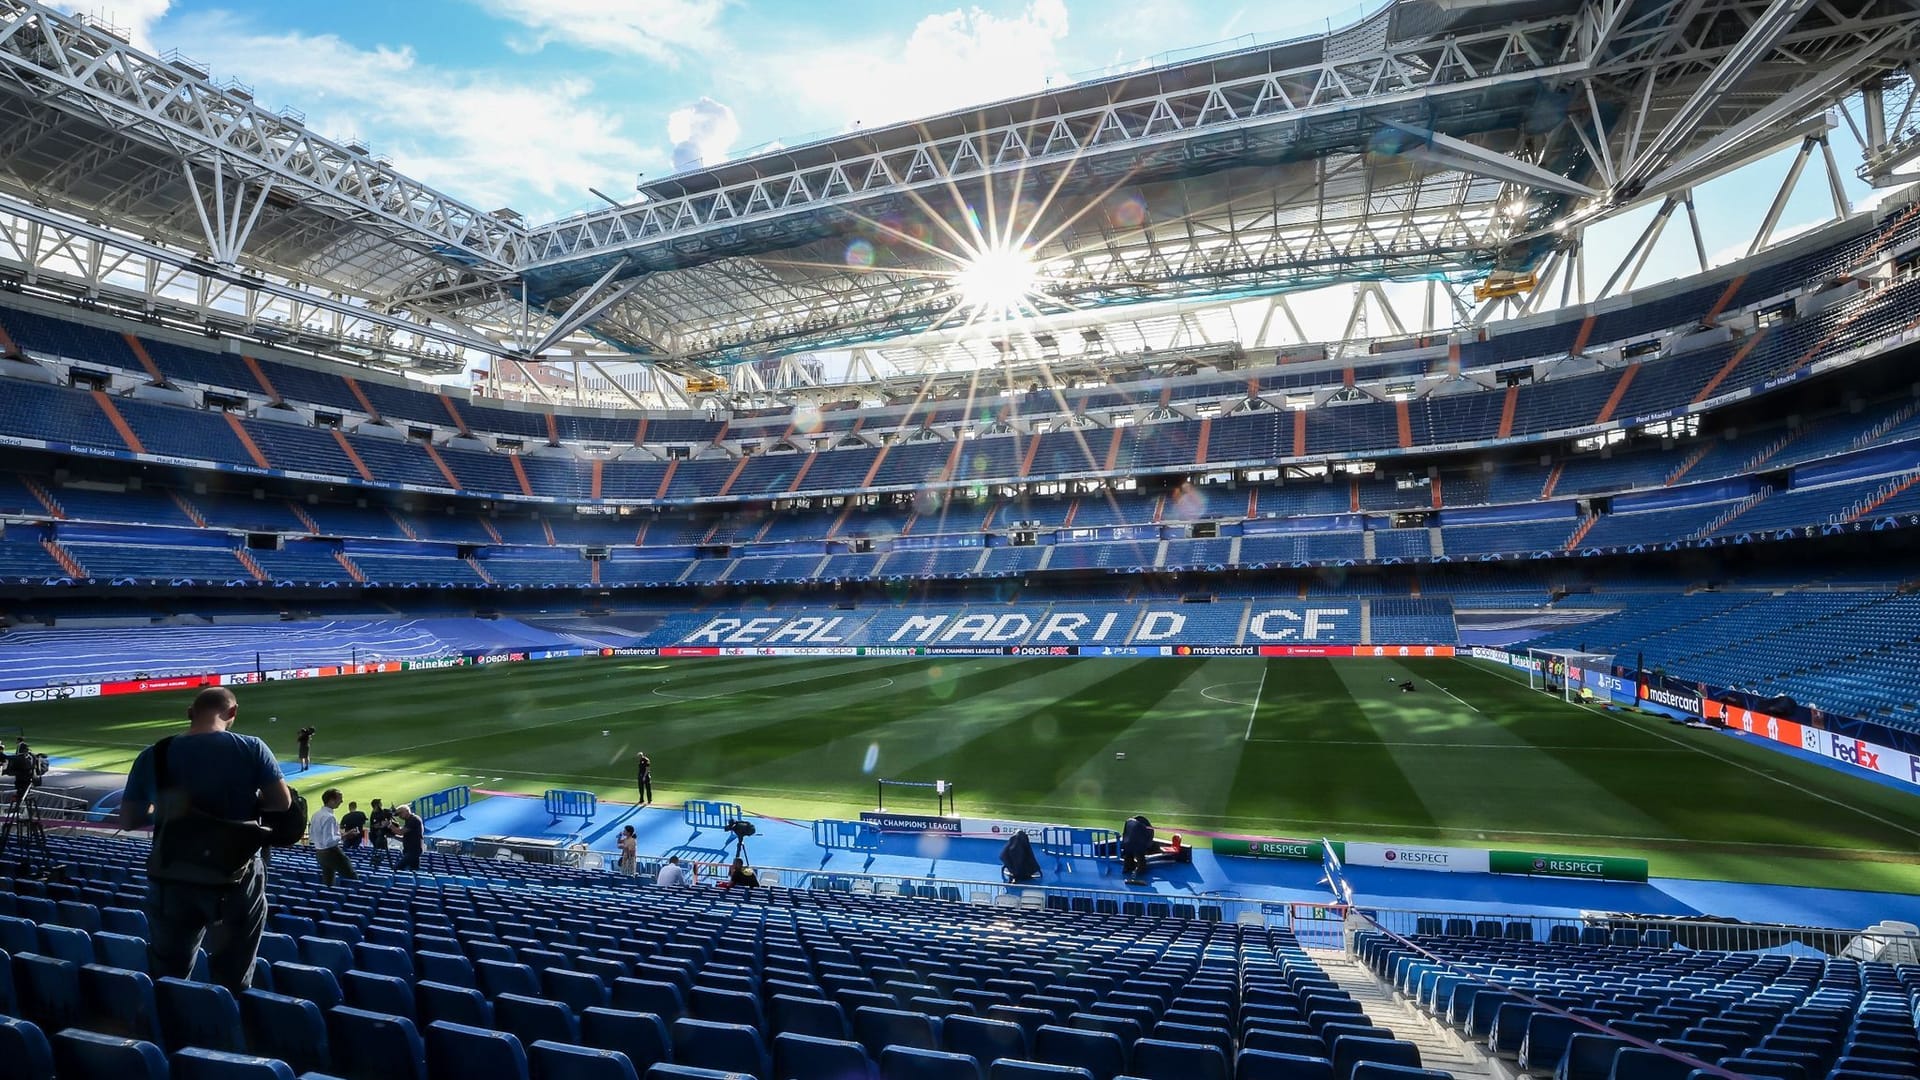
left=4, top=747, right=48, bottom=787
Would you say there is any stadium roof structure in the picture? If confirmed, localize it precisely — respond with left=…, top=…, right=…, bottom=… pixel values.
left=0, top=0, right=1918, bottom=402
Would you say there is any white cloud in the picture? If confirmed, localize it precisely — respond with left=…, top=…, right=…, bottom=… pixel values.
left=669, top=96, right=740, bottom=172
left=475, top=0, right=726, bottom=64
left=162, top=12, right=657, bottom=218
left=50, top=0, right=172, bottom=51
left=769, top=0, right=1072, bottom=131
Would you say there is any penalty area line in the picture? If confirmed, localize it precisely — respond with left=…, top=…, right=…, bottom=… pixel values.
left=1429, top=681, right=1480, bottom=713
left=1243, top=662, right=1270, bottom=742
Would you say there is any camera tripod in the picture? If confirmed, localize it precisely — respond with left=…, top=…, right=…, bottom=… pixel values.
left=0, top=786, right=57, bottom=879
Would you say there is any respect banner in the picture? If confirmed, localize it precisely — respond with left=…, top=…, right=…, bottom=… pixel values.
left=1489, top=849, right=1649, bottom=882
left=1214, top=837, right=1338, bottom=861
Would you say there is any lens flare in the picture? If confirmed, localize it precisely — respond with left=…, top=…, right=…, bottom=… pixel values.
left=955, top=243, right=1038, bottom=318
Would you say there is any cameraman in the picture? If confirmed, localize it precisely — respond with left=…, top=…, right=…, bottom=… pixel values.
left=121, top=687, right=290, bottom=992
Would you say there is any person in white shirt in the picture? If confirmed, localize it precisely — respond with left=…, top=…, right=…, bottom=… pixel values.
left=309, top=788, right=354, bottom=887
left=655, top=854, right=691, bottom=887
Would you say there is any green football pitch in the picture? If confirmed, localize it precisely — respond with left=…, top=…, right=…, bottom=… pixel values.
left=13, top=655, right=1920, bottom=892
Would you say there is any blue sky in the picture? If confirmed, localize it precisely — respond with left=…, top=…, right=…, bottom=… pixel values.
left=59, top=0, right=1896, bottom=342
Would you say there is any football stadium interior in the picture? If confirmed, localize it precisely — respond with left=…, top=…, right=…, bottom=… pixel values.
left=4, top=0, right=1920, bottom=1076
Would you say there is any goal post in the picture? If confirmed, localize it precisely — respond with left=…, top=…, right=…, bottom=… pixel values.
left=1526, top=648, right=1617, bottom=704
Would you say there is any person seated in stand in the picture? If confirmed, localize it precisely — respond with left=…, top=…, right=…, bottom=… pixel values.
left=725, top=856, right=759, bottom=888
left=655, top=854, right=691, bottom=887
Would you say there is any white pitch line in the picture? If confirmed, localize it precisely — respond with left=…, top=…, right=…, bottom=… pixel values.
left=1431, top=681, right=1480, bottom=713
left=1462, top=657, right=1920, bottom=843
left=1243, top=662, right=1271, bottom=741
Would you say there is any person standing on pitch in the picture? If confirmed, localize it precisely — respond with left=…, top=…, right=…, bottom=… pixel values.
left=310, top=789, right=355, bottom=887
left=295, top=726, right=314, bottom=773
left=120, top=686, right=291, bottom=991
left=635, top=752, right=653, bottom=805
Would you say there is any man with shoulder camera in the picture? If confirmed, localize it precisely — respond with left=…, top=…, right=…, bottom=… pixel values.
left=121, top=686, right=291, bottom=991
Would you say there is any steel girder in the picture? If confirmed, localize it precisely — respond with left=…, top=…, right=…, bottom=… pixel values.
left=0, top=1, right=527, bottom=275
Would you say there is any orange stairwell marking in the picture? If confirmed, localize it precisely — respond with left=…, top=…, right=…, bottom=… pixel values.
left=509, top=454, right=535, bottom=498
left=330, top=430, right=374, bottom=483
left=591, top=559, right=601, bottom=586
left=223, top=414, right=272, bottom=470
left=633, top=418, right=649, bottom=445
left=0, top=314, right=17, bottom=355
left=1349, top=479, right=1360, bottom=513
left=900, top=512, right=919, bottom=537
left=1158, top=385, right=1174, bottom=407
left=1292, top=410, right=1307, bottom=457
left=241, top=356, right=281, bottom=401
left=43, top=539, right=84, bottom=578
left=1247, top=489, right=1259, bottom=518
left=421, top=442, right=463, bottom=490
left=785, top=452, right=818, bottom=494
left=826, top=503, right=855, bottom=539
left=168, top=491, right=208, bottom=528
left=479, top=519, right=504, bottom=544
left=387, top=510, right=419, bottom=541
left=1565, top=515, right=1599, bottom=550
left=1194, top=417, right=1212, bottom=463
left=1431, top=474, right=1444, bottom=510
left=332, top=551, right=366, bottom=584
left=655, top=459, right=678, bottom=500
left=859, top=443, right=892, bottom=490
left=439, top=395, right=471, bottom=436
left=343, top=377, right=381, bottom=421
left=939, top=437, right=967, bottom=484
left=1063, top=500, right=1080, bottom=528
left=1496, top=384, right=1519, bottom=439
left=717, top=455, right=751, bottom=498
left=543, top=518, right=559, bottom=546
left=1569, top=315, right=1597, bottom=355
left=286, top=501, right=321, bottom=533
left=545, top=413, right=559, bottom=446
left=234, top=549, right=267, bottom=582
left=589, top=459, right=603, bottom=501
left=463, top=556, right=494, bottom=585
left=1694, top=328, right=1768, bottom=404
left=1705, top=275, right=1745, bottom=324
left=1103, top=427, right=1124, bottom=473
left=123, top=334, right=166, bottom=384
left=1394, top=401, right=1412, bottom=449
left=1846, top=473, right=1920, bottom=523
left=1540, top=462, right=1564, bottom=500
left=90, top=391, right=146, bottom=454
left=1019, top=433, right=1042, bottom=478
left=22, top=476, right=65, bottom=519
left=1151, top=496, right=1166, bottom=524
left=1593, top=364, right=1639, bottom=425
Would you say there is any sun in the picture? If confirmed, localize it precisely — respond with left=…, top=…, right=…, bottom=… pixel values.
left=954, top=243, right=1039, bottom=319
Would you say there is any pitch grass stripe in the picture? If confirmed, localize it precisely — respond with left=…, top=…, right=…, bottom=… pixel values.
left=1243, top=662, right=1270, bottom=741
left=1463, top=657, right=1920, bottom=844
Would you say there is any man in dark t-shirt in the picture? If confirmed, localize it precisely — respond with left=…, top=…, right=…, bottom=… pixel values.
left=121, top=687, right=290, bottom=991
left=367, top=799, right=395, bottom=869
left=394, top=805, right=425, bottom=872
left=339, top=801, right=367, bottom=849
left=636, top=752, right=652, bottom=804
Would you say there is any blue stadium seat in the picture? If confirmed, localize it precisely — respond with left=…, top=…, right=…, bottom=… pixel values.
left=478, top=960, right=545, bottom=998
left=37, top=924, right=95, bottom=968
left=94, top=932, right=149, bottom=973
left=415, top=952, right=475, bottom=989
left=1130, top=1039, right=1228, bottom=1080
left=80, top=963, right=164, bottom=1043
left=773, top=1032, right=876, bottom=1080
left=0, top=1015, right=54, bottom=1080
left=0, top=915, right=37, bottom=954
left=856, top=1007, right=941, bottom=1056
left=880, top=1045, right=984, bottom=1080
left=326, top=1005, right=425, bottom=1080
left=772, top=993, right=852, bottom=1039
left=273, top=962, right=345, bottom=1010
left=172, top=1048, right=299, bottom=1080
left=299, top=937, right=355, bottom=978
left=943, top=1015, right=1030, bottom=1066
left=1329, top=1037, right=1420, bottom=1080
left=581, top=1008, right=672, bottom=1074
left=529, top=1040, right=642, bottom=1080
left=547, top=969, right=612, bottom=1015
left=14, top=952, right=81, bottom=1032
left=613, top=979, right=687, bottom=1021
left=1243, top=1031, right=1328, bottom=1059
left=49, top=1028, right=165, bottom=1080
left=691, top=986, right=767, bottom=1035
left=417, top=980, right=493, bottom=1028
left=497, top=992, right=582, bottom=1047
left=1558, top=1034, right=1629, bottom=1080
left=343, top=970, right=416, bottom=1020
left=240, top=989, right=332, bottom=1075
left=671, top=1017, right=771, bottom=1079
left=987, top=1064, right=1093, bottom=1080
left=353, top=943, right=414, bottom=981
left=1348, top=1067, right=1452, bottom=1079
left=1234, top=1050, right=1336, bottom=1080
left=1032, top=1026, right=1127, bottom=1080
left=426, top=1021, right=529, bottom=1080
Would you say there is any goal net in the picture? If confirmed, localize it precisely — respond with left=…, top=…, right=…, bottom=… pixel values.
left=1526, top=648, right=1616, bottom=704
